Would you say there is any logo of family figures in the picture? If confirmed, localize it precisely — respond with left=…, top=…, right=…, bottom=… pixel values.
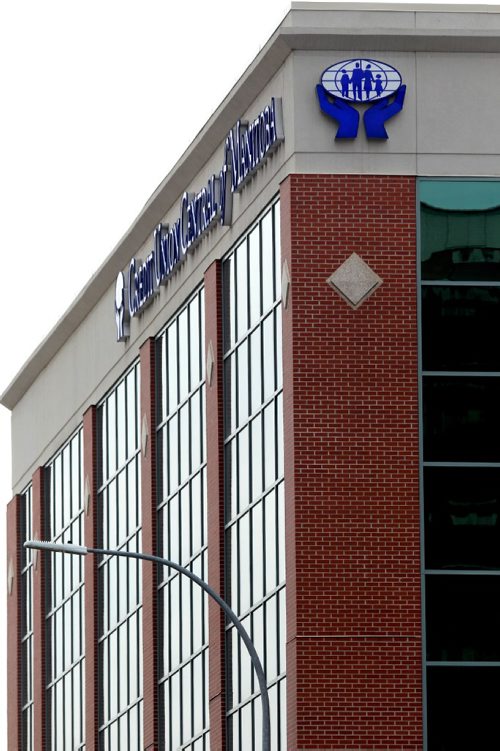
left=316, top=58, right=406, bottom=139
left=115, top=272, right=129, bottom=342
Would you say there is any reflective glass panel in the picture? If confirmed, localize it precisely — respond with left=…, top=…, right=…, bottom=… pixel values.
left=421, top=182, right=500, bottom=281
left=45, top=430, right=85, bottom=750
left=427, top=667, right=500, bottom=750
left=97, top=363, right=142, bottom=748
left=423, top=376, right=500, bottom=462
left=21, top=485, right=34, bottom=751
left=156, top=288, right=209, bottom=751
left=223, top=200, right=285, bottom=749
left=422, top=286, right=500, bottom=371
left=424, top=467, right=500, bottom=570
left=426, top=575, right=500, bottom=661
left=420, top=180, right=500, bottom=751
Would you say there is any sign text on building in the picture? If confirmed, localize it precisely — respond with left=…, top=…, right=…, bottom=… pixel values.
left=115, top=97, right=284, bottom=341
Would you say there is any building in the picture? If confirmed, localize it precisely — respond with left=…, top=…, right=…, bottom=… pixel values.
left=5, top=3, right=500, bottom=749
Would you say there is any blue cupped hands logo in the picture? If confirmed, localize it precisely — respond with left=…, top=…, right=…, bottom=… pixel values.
left=317, top=58, right=406, bottom=139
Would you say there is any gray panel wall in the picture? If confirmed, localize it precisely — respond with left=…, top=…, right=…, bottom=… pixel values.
left=9, top=10, right=500, bottom=491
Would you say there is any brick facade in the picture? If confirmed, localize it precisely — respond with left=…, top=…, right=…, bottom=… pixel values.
left=280, top=174, right=422, bottom=749
left=204, top=260, right=227, bottom=750
left=8, top=174, right=423, bottom=751
left=140, top=338, right=159, bottom=751
left=7, top=495, right=22, bottom=750
left=83, top=406, right=99, bottom=751
left=32, top=467, right=47, bottom=751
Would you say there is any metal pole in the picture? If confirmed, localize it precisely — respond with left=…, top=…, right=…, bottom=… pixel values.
left=24, top=540, right=271, bottom=751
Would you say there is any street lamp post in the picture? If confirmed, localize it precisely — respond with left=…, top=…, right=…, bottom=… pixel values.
left=25, top=539, right=271, bottom=751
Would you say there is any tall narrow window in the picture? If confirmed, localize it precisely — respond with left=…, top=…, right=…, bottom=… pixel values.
left=21, top=484, right=34, bottom=750
left=223, top=199, right=286, bottom=749
left=420, top=180, right=500, bottom=750
left=45, top=429, right=85, bottom=750
left=98, top=364, right=143, bottom=748
left=156, top=287, right=209, bottom=751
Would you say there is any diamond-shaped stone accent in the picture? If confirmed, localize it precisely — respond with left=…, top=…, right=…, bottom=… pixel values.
left=282, top=260, right=291, bottom=309
left=141, top=414, right=149, bottom=457
left=327, top=253, right=382, bottom=309
left=206, top=340, right=215, bottom=387
left=7, top=558, right=14, bottom=596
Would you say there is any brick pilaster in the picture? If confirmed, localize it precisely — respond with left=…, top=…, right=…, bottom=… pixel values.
left=7, top=495, right=22, bottom=750
left=83, top=406, right=99, bottom=751
left=280, top=178, right=298, bottom=751
left=204, top=260, right=226, bottom=750
left=140, top=338, right=158, bottom=751
left=32, top=467, right=46, bottom=751
left=280, top=174, right=422, bottom=749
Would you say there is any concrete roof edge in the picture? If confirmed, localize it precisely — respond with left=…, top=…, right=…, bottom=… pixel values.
left=0, top=18, right=294, bottom=412
left=4, top=7, right=500, bottom=410
left=281, top=26, right=500, bottom=51
left=291, top=2, right=500, bottom=11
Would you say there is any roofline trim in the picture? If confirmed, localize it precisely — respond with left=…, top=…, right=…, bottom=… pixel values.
left=4, top=13, right=500, bottom=409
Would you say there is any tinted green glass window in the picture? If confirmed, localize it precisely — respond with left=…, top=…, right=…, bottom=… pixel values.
left=422, top=286, right=500, bottom=371
left=427, top=667, right=500, bottom=751
left=421, top=181, right=500, bottom=281
left=420, top=180, right=500, bottom=751
left=424, top=467, right=500, bottom=570
left=426, top=575, right=500, bottom=661
left=423, top=376, right=500, bottom=461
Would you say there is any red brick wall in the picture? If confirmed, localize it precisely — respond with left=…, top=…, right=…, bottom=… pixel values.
left=32, top=467, right=47, bottom=751
left=140, top=338, right=159, bottom=751
left=204, top=260, right=226, bottom=750
left=7, top=495, right=21, bottom=750
left=280, top=174, right=422, bottom=750
left=83, top=406, right=99, bottom=751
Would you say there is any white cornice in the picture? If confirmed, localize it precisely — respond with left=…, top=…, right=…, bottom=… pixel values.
left=3, top=5, right=500, bottom=409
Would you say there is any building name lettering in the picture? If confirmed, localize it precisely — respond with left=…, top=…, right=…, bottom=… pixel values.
left=124, top=97, right=284, bottom=323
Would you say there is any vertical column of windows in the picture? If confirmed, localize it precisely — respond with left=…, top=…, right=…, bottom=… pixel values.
left=223, top=199, right=286, bottom=750
left=156, top=288, right=210, bottom=751
left=45, top=429, right=85, bottom=750
left=420, top=180, right=500, bottom=750
left=21, top=485, right=34, bottom=750
left=98, top=363, right=143, bottom=749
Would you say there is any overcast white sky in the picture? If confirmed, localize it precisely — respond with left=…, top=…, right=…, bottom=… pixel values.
left=0, top=0, right=484, bottom=743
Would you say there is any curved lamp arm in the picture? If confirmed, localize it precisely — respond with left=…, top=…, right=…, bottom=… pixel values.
left=24, top=540, right=271, bottom=751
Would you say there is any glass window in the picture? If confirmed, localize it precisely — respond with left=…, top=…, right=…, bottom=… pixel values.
left=236, top=240, right=249, bottom=341
left=168, top=322, right=178, bottom=416
left=97, top=363, right=142, bottom=749
left=223, top=199, right=286, bottom=749
left=45, top=430, right=85, bottom=750
left=248, top=225, right=261, bottom=327
left=426, top=575, right=500, bottom=662
left=422, top=286, right=500, bottom=371
left=237, top=426, right=250, bottom=516
left=423, top=376, right=500, bottom=462
left=223, top=252, right=236, bottom=351
left=427, top=667, right=500, bottom=750
left=420, top=180, right=500, bottom=750
left=21, top=485, right=34, bottom=751
left=421, top=181, right=500, bottom=282
left=156, top=287, right=209, bottom=751
left=424, top=467, right=500, bottom=570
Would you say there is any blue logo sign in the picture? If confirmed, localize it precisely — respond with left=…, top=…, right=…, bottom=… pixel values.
left=116, top=97, right=284, bottom=339
left=114, top=272, right=129, bottom=342
left=316, top=58, right=406, bottom=139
